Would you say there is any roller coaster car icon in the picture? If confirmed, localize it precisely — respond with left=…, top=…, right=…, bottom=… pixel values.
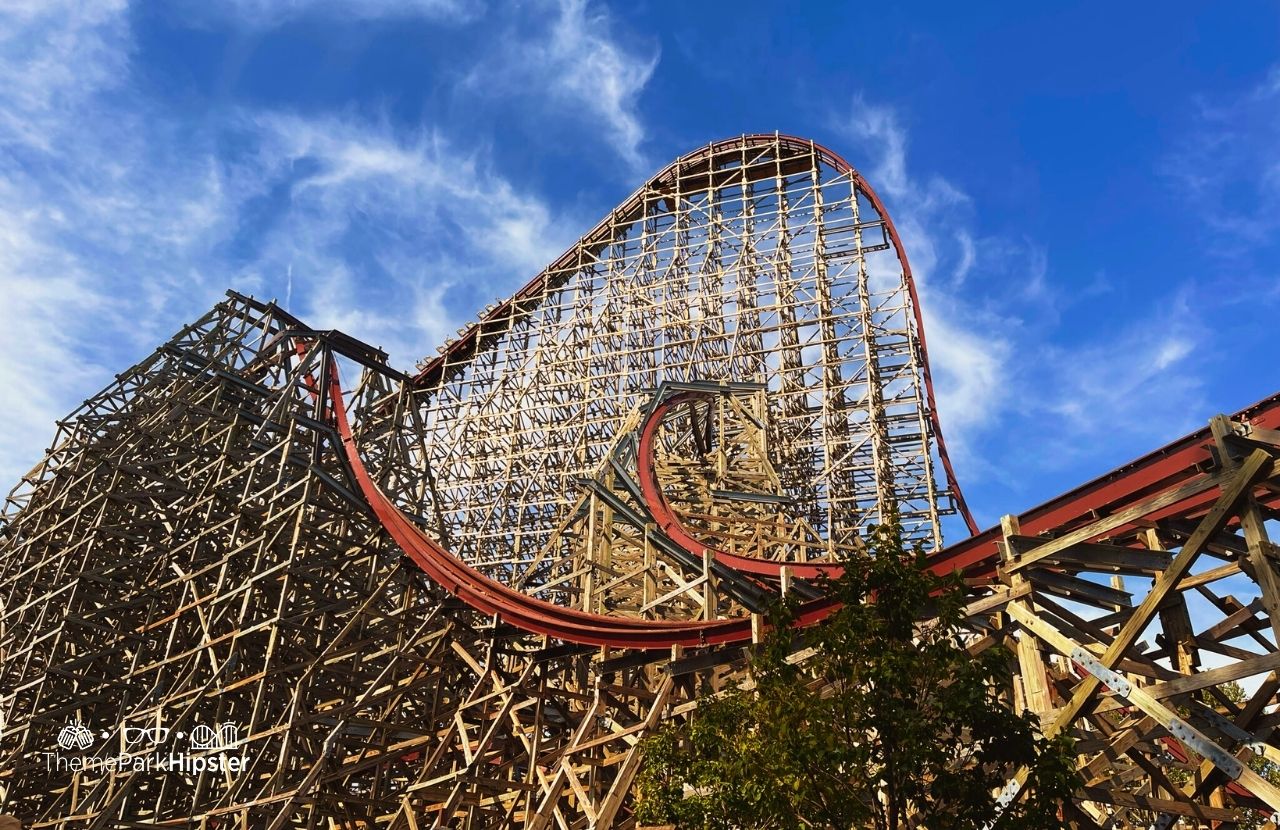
left=188, top=722, right=238, bottom=751
left=55, top=723, right=94, bottom=751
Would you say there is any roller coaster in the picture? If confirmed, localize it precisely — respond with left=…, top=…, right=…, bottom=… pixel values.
left=3, top=134, right=1280, bottom=827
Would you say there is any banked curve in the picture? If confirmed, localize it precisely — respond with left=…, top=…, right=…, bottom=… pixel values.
left=328, top=361, right=840, bottom=649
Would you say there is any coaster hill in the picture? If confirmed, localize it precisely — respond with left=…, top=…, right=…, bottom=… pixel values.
left=4, top=135, right=1280, bottom=828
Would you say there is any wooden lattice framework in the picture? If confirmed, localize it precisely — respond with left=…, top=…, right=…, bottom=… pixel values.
left=3, top=135, right=1280, bottom=828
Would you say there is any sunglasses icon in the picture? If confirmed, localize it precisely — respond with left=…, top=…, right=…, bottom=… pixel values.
left=122, top=726, right=170, bottom=745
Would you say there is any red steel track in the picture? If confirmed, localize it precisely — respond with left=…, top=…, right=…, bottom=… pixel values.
left=326, top=133, right=1280, bottom=651
left=335, top=340, right=1280, bottom=650
left=330, top=365, right=838, bottom=648
left=636, top=389, right=844, bottom=580
left=929, top=391, right=1280, bottom=579
left=638, top=388, right=1280, bottom=584
left=410, top=134, right=981, bottom=539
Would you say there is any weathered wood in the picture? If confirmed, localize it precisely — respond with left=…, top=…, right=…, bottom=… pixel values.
left=1002, top=515, right=1051, bottom=716
left=1048, top=449, right=1272, bottom=738
left=6, top=139, right=1280, bottom=830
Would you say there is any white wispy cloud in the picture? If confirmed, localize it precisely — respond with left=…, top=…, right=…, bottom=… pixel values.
left=469, top=0, right=659, bottom=172
left=0, top=202, right=116, bottom=491
left=0, top=2, right=577, bottom=491
left=172, top=0, right=477, bottom=28
left=834, top=95, right=1208, bottom=509
left=842, top=94, right=911, bottom=199
left=0, top=0, right=154, bottom=488
left=0, top=0, right=130, bottom=151
left=1030, top=296, right=1207, bottom=469
left=233, top=111, right=571, bottom=362
left=1162, top=66, right=1280, bottom=272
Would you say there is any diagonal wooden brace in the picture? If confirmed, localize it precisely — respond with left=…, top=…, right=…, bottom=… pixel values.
left=1046, top=448, right=1273, bottom=739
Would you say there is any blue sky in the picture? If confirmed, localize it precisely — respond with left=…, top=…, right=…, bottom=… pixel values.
left=1, top=1, right=1277, bottom=542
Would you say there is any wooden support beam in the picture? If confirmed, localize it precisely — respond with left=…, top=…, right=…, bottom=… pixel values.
left=1001, top=515, right=1051, bottom=717
left=1047, top=448, right=1272, bottom=739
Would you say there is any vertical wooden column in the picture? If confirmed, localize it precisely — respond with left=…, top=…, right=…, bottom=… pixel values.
left=582, top=492, right=598, bottom=614
left=1212, top=415, right=1280, bottom=646
left=1000, top=514, right=1051, bottom=717
left=1148, top=528, right=1198, bottom=677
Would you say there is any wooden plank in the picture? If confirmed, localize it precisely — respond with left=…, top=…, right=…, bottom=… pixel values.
left=1094, top=650, right=1280, bottom=713
left=1003, top=473, right=1225, bottom=574
left=1006, top=535, right=1172, bottom=574
left=1047, top=449, right=1272, bottom=738
left=1002, top=515, right=1051, bottom=716
left=1077, top=787, right=1238, bottom=820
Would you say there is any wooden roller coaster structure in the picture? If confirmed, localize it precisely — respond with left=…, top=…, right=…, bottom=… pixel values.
left=3, top=134, right=1280, bottom=828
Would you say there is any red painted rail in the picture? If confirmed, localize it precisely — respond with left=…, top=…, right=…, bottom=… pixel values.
left=323, top=131, right=1280, bottom=649
left=332, top=332, right=1280, bottom=648
left=637, top=387, right=1280, bottom=587
left=328, top=363, right=837, bottom=649
left=928, top=391, right=1280, bottom=578
left=408, top=133, right=981, bottom=538
left=635, top=390, right=843, bottom=580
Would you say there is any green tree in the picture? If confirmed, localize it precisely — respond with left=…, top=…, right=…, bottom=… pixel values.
left=636, top=520, right=1080, bottom=830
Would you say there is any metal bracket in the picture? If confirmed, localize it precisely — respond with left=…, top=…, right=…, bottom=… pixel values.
left=1071, top=649, right=1244, bottom=780
left=1070, top=647, right=1131, bottom=698
left=1167, top=719, right=1244, bottom=780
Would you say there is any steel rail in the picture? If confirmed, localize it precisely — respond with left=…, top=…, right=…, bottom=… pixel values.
left=327, top=359, right=839, bottom=649
left=929, top=392, right=1280, bottom=578
left=407, top=133, right=980, bottom=537
left=334, top=319, right=1280, bottom=650
left=635, top=389, right=844, bottom=580
left=637, top=387, right=1280, bottom=586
